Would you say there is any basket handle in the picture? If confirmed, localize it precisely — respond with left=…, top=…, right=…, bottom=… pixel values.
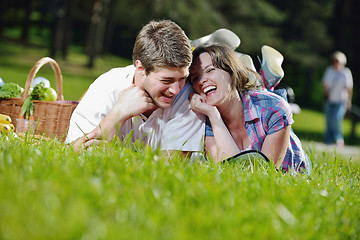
left=20, top=57, right=64, bottom=102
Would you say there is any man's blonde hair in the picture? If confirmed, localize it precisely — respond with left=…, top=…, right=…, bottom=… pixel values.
left=132, top=20, right=192, bottom=75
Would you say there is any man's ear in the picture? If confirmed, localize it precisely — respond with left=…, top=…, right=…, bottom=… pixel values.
left=135, top=60, right=146, bottom=76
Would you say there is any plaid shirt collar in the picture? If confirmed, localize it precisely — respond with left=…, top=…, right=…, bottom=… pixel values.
left=240, top=91, right=260, bottom=123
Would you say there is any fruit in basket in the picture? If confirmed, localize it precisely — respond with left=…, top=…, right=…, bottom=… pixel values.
left=0, top=113, right=15, bottom=133
left=0, top=113, right=11, bottom=124
left=30, top=77, right=50, bottom=89
left=0, top=122, right=12, bottom=133
left=44, top=87, right=57, bottom=101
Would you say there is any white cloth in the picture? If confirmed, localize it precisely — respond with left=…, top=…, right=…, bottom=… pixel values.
left=322, top=66, right=353, bottom=103
left=66, top=65, right=205, bottom=152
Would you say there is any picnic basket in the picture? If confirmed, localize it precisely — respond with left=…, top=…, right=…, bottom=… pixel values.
left=0, top=57, right=78, bottom=141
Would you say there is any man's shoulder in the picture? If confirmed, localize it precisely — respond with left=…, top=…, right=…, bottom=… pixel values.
left=91, top=65, right=135, bottom=89
left=99, top=65, right=135, bottom=80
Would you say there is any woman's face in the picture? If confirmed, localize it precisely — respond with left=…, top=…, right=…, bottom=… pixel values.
left=190, top=52, right=233, bottom=106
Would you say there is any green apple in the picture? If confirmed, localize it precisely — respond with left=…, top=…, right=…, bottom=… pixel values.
left=43, top=87, right=57, bottom=101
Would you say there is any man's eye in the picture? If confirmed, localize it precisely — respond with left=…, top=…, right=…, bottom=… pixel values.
left=161, top=80, right=173, bottom=84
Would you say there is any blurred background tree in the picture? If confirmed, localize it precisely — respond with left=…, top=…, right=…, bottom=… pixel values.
left=0, top=0, right=358, bottom=109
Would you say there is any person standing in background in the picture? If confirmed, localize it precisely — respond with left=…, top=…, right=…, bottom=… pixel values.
left=322, top=51, right=353, bottom=147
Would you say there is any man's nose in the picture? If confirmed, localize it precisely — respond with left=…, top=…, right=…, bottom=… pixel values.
left=169, top=81, right=181, bottom=95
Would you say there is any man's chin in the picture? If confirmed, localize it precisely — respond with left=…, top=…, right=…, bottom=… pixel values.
left=155, top=100, right=173, bottom=109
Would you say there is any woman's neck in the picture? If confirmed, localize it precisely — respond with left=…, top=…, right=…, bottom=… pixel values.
left=217, top=93, right=244, bottom=128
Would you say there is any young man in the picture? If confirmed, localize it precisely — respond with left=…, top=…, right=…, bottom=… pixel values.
left=66, top=20, right=205, bottom=153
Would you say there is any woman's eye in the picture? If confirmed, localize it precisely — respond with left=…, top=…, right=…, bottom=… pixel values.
left=206, top=68, right=215, bottom=73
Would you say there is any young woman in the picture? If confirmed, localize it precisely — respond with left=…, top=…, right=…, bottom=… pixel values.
left=189, top=44, right=311, bottom=174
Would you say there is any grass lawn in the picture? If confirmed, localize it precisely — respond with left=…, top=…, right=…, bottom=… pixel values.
left=0, top=134, right=359, bottom=239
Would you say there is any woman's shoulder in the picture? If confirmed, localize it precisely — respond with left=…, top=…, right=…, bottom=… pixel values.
left=245, top=90, right=291, bottom=114
left=246, top=89, right=286, bottom=104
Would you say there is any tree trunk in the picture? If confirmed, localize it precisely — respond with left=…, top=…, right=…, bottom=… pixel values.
left=21, top=0, right=33, bottom=41
left=86, top=0, right=112, bottom=68
left=61, top=0, right=75, bottom=60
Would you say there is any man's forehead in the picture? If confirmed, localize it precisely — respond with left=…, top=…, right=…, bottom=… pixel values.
left=152, top=66, right=189, bottom=77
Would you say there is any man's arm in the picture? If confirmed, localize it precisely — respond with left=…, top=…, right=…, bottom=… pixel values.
left=71, top=85, right=155, bottom=150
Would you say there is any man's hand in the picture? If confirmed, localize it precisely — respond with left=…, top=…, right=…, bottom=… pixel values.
left=71, top=130, right=108, bottom=152
left=112, top=85, right=156, bottom=121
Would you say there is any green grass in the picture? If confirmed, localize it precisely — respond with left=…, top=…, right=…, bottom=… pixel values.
left=0, top=134, right=359, bottom=239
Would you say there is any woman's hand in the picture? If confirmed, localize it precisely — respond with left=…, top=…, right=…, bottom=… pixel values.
left=189, top=93, right=215, bottom=116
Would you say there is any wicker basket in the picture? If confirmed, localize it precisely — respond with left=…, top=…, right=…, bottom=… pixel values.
left=0, top=57, right=78, bottom=141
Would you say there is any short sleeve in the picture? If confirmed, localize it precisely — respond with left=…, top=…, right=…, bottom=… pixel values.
left=266, top=98, right=294, bottom=135
left=345, top=68, right=353, bottom=89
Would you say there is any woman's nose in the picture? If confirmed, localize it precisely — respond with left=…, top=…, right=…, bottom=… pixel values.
left=199, top=75, right=207, bottom=84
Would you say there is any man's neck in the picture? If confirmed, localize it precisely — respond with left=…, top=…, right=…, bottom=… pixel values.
left=142, top=108, right=156, bottom=118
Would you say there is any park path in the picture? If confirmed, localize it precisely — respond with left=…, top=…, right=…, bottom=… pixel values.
left=302, top=141, right=360, bottom=161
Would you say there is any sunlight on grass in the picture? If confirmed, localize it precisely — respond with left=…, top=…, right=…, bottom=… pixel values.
left=0, top=134, right=359, bottom=239
left=292, top=108, right=360, bottom=145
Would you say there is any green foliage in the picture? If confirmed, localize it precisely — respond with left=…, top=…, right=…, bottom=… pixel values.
left=30, top=82, right=46, bottom=100
left=20, top=82, right=46, bottom=119
left=0, top=82, right=23, bottom=99
left=0, top=134, right=359, bottom=239
left=20, top=97, right=34, bottom=120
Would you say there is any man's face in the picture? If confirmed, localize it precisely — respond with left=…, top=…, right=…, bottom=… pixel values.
left=142, top=66, right=189, bottom=109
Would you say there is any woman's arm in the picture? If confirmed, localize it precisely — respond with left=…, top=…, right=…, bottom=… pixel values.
left=261, top=125, right=290, bottom=169
left=190, top=94, right=240, bottom=162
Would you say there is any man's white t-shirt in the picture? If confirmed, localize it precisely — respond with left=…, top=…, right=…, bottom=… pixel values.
left=66, top=65, right=205, bottom=152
